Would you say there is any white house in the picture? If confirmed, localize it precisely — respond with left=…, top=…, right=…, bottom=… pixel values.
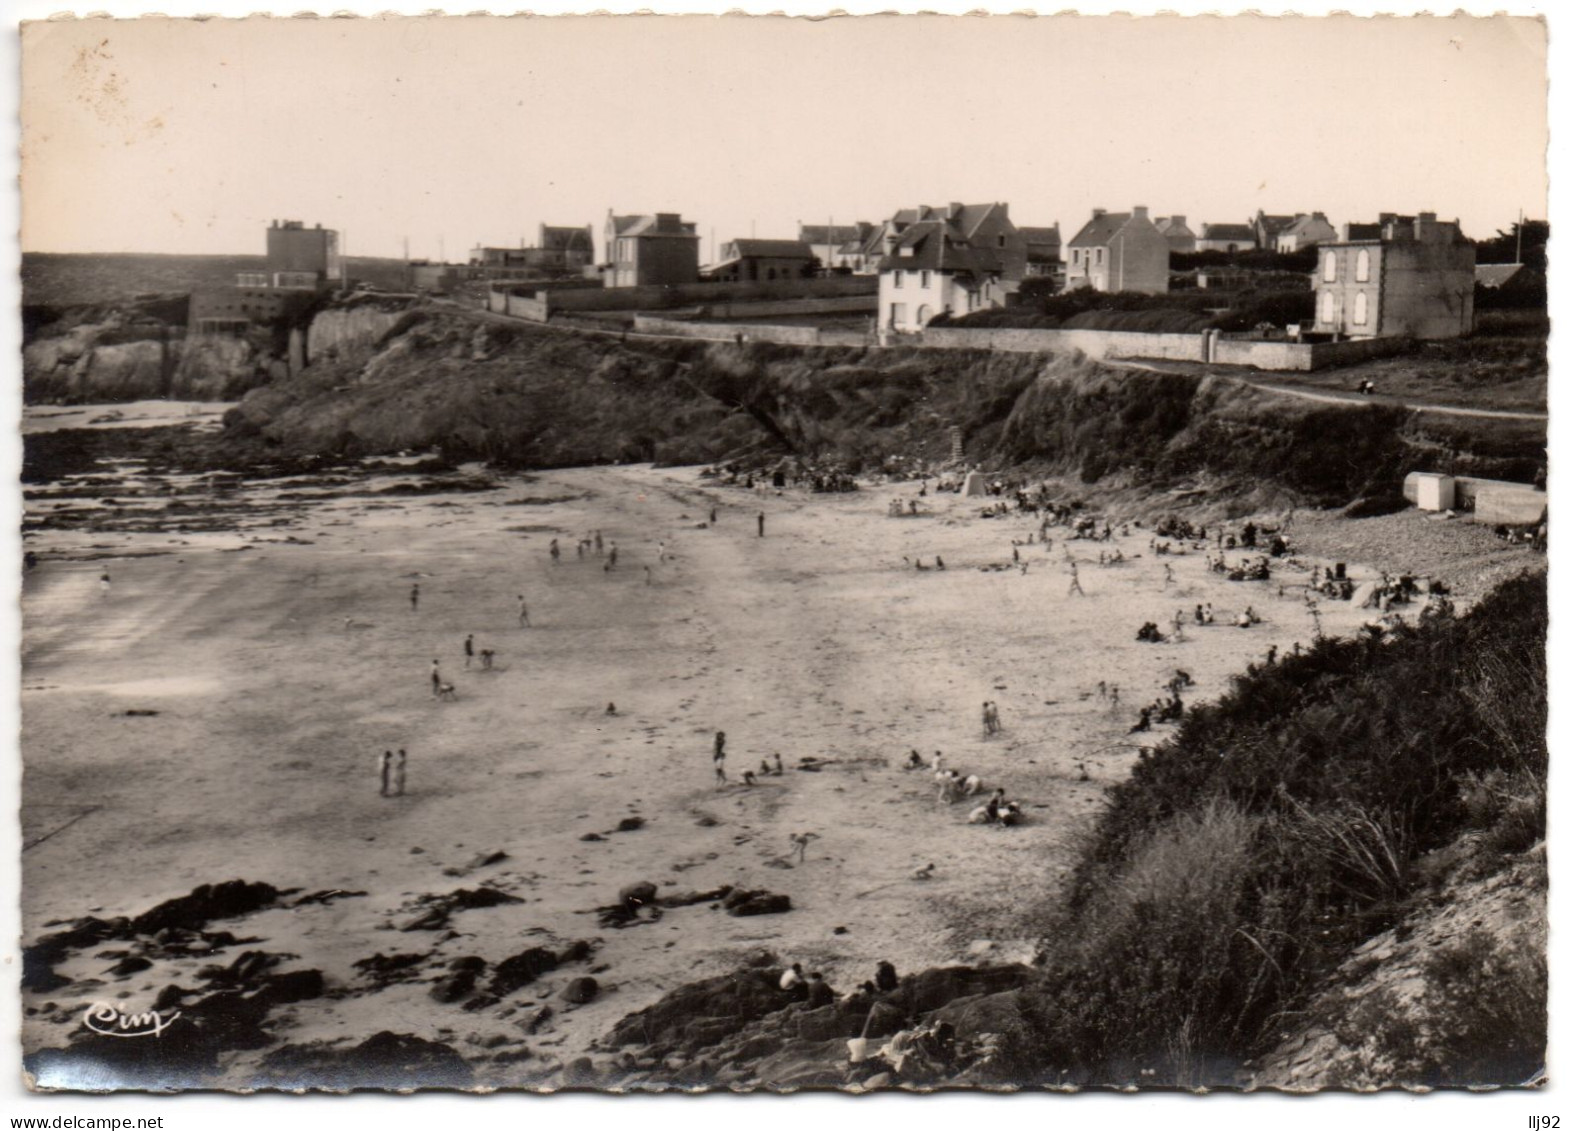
left=876, top=204, right=1025, bottom=333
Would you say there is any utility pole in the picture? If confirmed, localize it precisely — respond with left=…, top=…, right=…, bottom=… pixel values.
left=1517, top=207, right=1524, bottom=264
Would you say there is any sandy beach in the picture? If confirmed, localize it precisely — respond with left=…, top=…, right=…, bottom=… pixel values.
left=22, top=454, right=1512, bottom=1084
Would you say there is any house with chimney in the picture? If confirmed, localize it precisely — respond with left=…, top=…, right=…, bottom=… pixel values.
left=1196, top=222, right=1258, bottom=254
left=602, top=211, right=701, bottom=288
left=1018, top=225, right=1063, bottom=280
left=1274, top=213, right=1338, bottom=254
left=1253, top=211, right=1297, bottom=251
left=875, top=202, right=1026, bottom=333
left=1064, top=207, right=1169, bottom=294
left=1312, top=212, right=1475, bottom=340
left=1154, top=216, right=1196, bottom=254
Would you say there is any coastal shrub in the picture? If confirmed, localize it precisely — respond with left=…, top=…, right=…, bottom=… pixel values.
left=1015, top=571, right=1547, bottom=1082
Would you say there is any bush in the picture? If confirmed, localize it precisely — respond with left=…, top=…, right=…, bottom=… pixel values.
left=1342, top=493, right=1411, bottom=518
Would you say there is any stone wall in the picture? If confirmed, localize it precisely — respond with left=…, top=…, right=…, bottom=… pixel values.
left=631, top=315, right=822, bottom=345
left=493, top=275, right=877, bottom=315
left=920, top=326, right=1409, bottom=371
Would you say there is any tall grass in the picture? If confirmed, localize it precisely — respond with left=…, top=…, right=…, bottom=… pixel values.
left=1015, top=571, right=1547, bottom=1085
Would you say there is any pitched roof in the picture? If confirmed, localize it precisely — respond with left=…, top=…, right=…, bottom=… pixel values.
left=1280, top=213, right=1335, bottom=236
left=1475, top=263, right=1531, bottom=288
left=1068, top=212, right=1132, bottom=248
left=540, top=226, right=592, bottom=251
left=1200, top=223, right=1257, bottom=241
left=799, top=224, right=864, bottom=246
left=1255, top=213, right=1295, bottom=236
left=725, top=239, right=816, bottom=260
left=875, top=220, right=999, bottom=279
left=1017, top=225, right=1061, bottom=247
left=611, top=214, right=698, bottom=238
left=1154, top=217, right=1195, bottom=235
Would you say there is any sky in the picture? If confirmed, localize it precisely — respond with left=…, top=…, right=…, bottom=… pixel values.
left=19, top=13, right=1548, bottom=264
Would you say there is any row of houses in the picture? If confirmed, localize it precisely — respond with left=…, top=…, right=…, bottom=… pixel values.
left=1153, top=210, right=1341, bottom=255
left=193, top=203, right=1485, bottom=345
left=878, top=204, right=1477, bottom=340
left=471, top=205, right=1343, bottom=292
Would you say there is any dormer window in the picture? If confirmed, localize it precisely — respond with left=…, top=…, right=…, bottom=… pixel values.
left=920, top=270, right=931, bottom=288
left=900, top=245, right=915, bottom=257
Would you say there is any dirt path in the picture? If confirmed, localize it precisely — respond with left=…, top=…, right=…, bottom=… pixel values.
left=20, top=463, right=1446, bottom=1079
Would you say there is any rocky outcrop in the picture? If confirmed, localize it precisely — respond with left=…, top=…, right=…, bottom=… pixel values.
left=594, top=961, right=1037, bottom=1090
left=305, top=303, right=409, bottom=367
left=169, top=333, right=286, bottom=401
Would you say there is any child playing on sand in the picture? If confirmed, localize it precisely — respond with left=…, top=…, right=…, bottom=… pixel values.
left=392, top=749, right=407, bottom=797
left=410, top=583, right=420, bottom=611
left=713, top=731, right=727, bottom=786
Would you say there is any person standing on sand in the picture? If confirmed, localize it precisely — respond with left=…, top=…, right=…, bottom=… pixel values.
left=710, top=506, right=718, bottom=525
left=99, top=570, right=111, bottom=597
left=431, top=660, right=442, bottom=697
left=518, top=596, right=530, bottom=627
left=464, top=634, right=475, bottom=668
left=392, top=749, right=407, bottom=797
left=1068, top=561, right=1085, bottom=597
left=758, top=512, right=766, bottom=538
left=549, top=538, right=561, bottom=563
left=1164, top=563, right=1176, bottom=589
left=410, top=583, right=420, bottom=611
left=713, top=731, right=728, bottom=787
left=608, top=543, right=619, bottom=569
left=595, top=530, right=604, bottom=556
left=379, top=750, right=394, bottom=797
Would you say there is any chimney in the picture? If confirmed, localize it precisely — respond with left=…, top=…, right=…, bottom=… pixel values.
left=1172, top=214, right=1186, bottom=225
left=949, top=202, right=965, bottom=218
left=1312, top=211, right=1326, bottom=220
left=1132, top=206, right=1149, bottom=221
left=1092, top=208, right=1106, bottom=218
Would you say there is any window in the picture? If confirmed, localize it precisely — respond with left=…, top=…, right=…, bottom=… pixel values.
left=1353, top=291, right=1368, bottom=326
left=1319, top=290, right=1336, bottom=324
left=894, top=270, right=904, bottom=289
left=920, top=270, right=931, bottom=288
left=997, top=235, right=1006, bottom=248
left=1355, top=249, right=1370, bottom=283
left=1072, top=249, right=1081, bottom=266
left=1095, top=248, right=1105, bottom=265
left=1323, top=252, right=1337, bottom=282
